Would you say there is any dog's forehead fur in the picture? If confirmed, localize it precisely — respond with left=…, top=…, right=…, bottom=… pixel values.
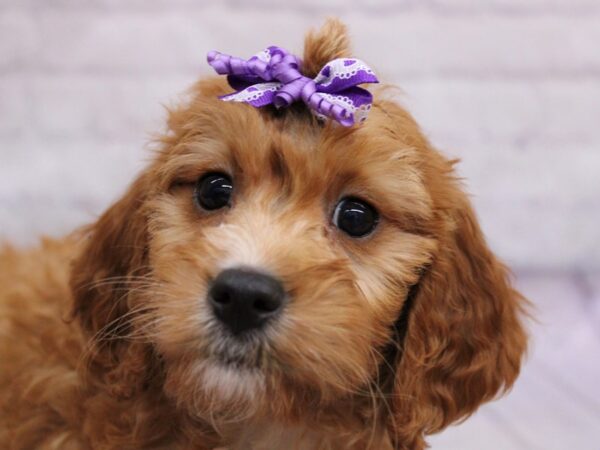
left=157, top=78, right=434, bottom=234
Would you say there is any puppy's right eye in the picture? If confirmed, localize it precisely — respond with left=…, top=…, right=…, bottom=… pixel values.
left=195, top=172, right=233, bottom=211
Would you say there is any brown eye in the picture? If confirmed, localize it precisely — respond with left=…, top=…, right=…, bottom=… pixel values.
left=195, top=173, right=233, bottom=211
left=333, top=197, right=379, bottom=237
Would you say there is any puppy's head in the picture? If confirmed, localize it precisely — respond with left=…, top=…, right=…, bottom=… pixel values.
left=71, top=19, right=527, bottom=447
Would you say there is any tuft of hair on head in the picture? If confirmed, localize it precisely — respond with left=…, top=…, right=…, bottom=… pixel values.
left=302, top=17, right=352, bottom=78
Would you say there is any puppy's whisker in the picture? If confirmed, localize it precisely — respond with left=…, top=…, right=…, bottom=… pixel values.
left=367, top=348, right=394, bottom=447
left=76, top=299, right=160, bottom=368
left=77, top=271, right=156, bottom=290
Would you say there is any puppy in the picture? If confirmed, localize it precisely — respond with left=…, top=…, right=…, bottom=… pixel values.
left=0, top=19, right=528, bottom=450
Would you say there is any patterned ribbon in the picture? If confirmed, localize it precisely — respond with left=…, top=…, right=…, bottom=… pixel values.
left=207, top=46, right=379, bottom=127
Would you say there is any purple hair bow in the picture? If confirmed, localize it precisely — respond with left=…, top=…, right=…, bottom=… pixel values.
left=207, top=46, right=379, bottom=127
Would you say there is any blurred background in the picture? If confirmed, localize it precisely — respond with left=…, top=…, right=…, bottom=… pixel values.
left=1, top=1, right=599, bottom=448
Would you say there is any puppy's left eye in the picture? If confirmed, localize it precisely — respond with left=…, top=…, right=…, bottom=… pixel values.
left=195, top=172, right=233, bottom=211
left=333, top=197, right=379, bottom=237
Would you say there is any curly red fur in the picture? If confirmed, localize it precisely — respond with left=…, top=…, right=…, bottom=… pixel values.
left=0, top=18, right=527, bottom=450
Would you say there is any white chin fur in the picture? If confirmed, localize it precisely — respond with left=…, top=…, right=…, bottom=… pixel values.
left=200, top=361, right=265, bottom=403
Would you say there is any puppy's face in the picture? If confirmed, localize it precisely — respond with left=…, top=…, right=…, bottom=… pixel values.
left=71, top=21, right=526, bottom=446
left=142, top=93, right=437, bottom=417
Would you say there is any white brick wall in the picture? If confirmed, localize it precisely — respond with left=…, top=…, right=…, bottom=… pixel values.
left=1, top=0, right=599, bottom=271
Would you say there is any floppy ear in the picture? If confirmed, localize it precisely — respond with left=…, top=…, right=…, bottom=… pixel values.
left=70, top=175, right=150, bottom=362
left=389, top=180, right=528, bottom=448
left=303, top=17, right=352, bottom=77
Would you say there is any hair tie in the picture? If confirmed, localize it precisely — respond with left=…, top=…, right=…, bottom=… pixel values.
left=207, top=46, right=379, bottom=127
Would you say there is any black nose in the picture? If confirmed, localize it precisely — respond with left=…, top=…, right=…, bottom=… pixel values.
left=208, top=268, right=286, bottom=335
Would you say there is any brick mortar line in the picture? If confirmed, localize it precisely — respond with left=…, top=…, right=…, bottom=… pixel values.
left=1, top=3, right=600, bottom=17
left=2, top=134, right=599, bottom=148
left=380, top=71, right=600, bottom=82
left=3, top=68, right=600, bottom=82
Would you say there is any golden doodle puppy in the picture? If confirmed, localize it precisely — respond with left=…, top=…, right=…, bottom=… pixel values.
left=0, top=19, right=528, bottom=450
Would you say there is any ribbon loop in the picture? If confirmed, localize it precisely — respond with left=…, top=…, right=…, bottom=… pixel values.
left=207, top=46, right=379, bottom=126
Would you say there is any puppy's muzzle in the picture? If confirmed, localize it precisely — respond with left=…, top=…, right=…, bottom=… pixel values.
left=208, top=268, right=286, bottom=336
